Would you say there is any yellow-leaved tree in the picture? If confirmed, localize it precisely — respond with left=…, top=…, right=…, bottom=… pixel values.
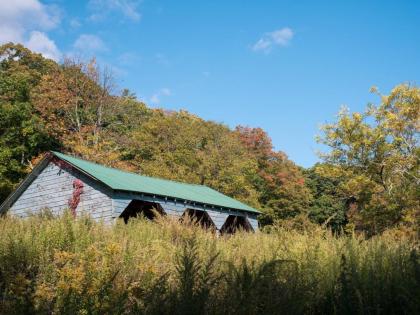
left=318, top=84, right=419, bottom=234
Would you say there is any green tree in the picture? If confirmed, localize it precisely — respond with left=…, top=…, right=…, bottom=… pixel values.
left=304, top=166, right=347, bottom=232
left=318, top=84, right=419, bottom=234
left=0, top=43, right=57, bottom=203
left=0, top=43, right=57, bottom=103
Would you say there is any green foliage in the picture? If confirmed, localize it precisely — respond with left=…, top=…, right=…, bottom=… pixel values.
left=0, top=43, right=57, bottom=103
left=318, top=84, right=420, bottom=234
left=305, top=166, right=347, bottom=231
left=0, top=44, right=58, bottom=201
left=0, top=214, right=418, bottom=314
left=0, top=101, right=54, bottom=201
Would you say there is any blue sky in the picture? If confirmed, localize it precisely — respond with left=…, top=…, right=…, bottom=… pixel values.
left=1, top=0, right=419, bottom=167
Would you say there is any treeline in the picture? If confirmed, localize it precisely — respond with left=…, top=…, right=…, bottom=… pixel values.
left=0, top=43, right=418, bottom=235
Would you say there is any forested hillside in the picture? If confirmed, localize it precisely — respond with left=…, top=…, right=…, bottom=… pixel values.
left=1, top=43, right=418, bottom=235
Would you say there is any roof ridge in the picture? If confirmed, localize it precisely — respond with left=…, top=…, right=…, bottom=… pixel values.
left=50, top=151, right=260, bottom=214
left=51, top=151, right=207, bottom=188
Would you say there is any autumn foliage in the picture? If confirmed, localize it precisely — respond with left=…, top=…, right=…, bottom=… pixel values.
left=0, top=43, right=419, bottom=234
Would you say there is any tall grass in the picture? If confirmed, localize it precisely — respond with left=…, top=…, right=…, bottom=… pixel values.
left=0, top=212, right=418, bottom=314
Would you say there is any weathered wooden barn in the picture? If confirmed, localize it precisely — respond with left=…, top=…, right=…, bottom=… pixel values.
left=0, top=152, right=259, bottom=232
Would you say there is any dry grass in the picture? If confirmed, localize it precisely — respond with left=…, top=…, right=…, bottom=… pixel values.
left=0, top=212, right=418, bottom=314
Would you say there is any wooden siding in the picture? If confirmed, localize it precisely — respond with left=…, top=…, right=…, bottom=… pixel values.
left=4, top=159, right=259, bottom=230
left=112, top=191, right=258, bottom=231
left=247, top=216, right=259, bottom=231
left=9, top=161, right=114, bottom=222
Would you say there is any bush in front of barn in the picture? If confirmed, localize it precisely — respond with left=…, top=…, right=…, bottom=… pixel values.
left=0, top=212, right=418, bottom=315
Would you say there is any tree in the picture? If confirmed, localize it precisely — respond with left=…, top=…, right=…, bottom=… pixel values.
left=32, top=58, right=115, bottom=146
left=235, top=126, right=312, bottom=225
left=0, top=43, right=57, bottom=103
left=0, top=43, right=58, bottom=202
left=304, top=166, right=347, bottom=232
left=121, top=111, right=261, bottom=207
left=318, top=84, right=419, bottom=234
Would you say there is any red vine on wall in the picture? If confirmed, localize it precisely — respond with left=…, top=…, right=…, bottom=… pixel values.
left=46, top=153, right=84, bottom=218
left=68, top=179, right=84, bottom=218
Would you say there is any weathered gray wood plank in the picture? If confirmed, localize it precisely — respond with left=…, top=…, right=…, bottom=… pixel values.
left=9, top=162, right=113, bottom=220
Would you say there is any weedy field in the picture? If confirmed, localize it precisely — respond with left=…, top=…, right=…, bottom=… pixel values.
left=0, top=212, right=418, bottom=315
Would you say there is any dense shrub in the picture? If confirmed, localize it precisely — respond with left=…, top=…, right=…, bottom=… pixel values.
left=0, top=213, right=418, bottom=314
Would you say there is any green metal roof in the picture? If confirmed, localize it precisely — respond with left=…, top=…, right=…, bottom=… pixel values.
left=51, top=151, right=260, bottom=214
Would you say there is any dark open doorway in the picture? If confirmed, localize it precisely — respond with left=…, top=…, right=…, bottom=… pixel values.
left=120, top=200, right=165, bottom=223
left=220, top=215, right=253, bottom=234
left=181, top=208, right=216, bottom=230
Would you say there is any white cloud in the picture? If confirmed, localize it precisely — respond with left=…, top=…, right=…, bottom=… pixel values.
left=150, top=88, right=171, bottom=104
left=73, top=34, right=107, bottom=52
left=252, top=39, right=271, bottom=52
left=0, top=25, right=23, bottom=44
left=270, top=28, right=294, bottom=45
left=88, top=0, right=142, bottom=22
left=0, top=0, right=59, bottom=32
left=70, top=18, right=82, bottom=29
left=26, top=31, right=61, bottom=61
left=150, top=94, right=160, bottom=104
left=0, top=0, right=61, bottom=60
left=252, top=27, right=294, bottom=53
left=160, top=88, right=171, bottom=96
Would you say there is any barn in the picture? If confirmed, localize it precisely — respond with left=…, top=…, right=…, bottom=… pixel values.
left=0, top=151, right=259, bottom=233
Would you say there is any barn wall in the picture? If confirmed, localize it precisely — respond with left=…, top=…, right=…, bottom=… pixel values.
left=247, top=215, right=259, bottom=231
left=6, top=159, right=259, bottom=230
left=112, top=191, right=259, bottom=231
left=8, top=161, right=114, bottom=222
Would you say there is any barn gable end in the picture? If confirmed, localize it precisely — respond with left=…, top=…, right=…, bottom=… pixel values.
left=6, top=159, right=114, bottom=222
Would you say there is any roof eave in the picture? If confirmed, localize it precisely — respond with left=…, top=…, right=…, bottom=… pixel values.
left=113, top=188, right=261, bottom=215
left=51, top=151, right=261, bottom=215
